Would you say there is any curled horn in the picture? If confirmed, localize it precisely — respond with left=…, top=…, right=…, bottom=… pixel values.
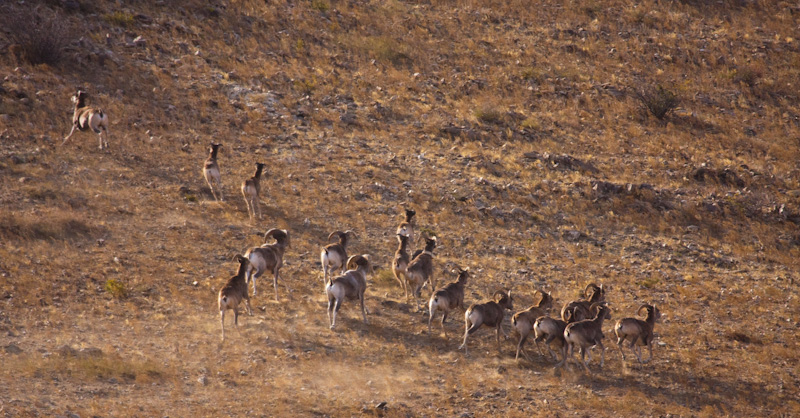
left=589, top=302, right=608, bottom=316
left=233, top=254, right=248, bottom=264
left=327, top=230, right=344, bottom=243
left=492, top=289, right=507, bottom=300
left=637, top=304, right=651, bottom=317
left=584, top=283, right=600, bottom=298
left=346, top=254, right=369, bottom=270
left=564, top=308, right=573, bottom=322
left=263, top=228, right=281, bottom=242
left=345, top=229, right=357, bottom=239
left=531, top=289, right=544, bottom=306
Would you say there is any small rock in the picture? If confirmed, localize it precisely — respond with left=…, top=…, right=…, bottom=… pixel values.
left=375, top=402, right=387, bottom=410
left=4, top=344, right=22, bottom=354
left=198, top=375, right=208, bottom=386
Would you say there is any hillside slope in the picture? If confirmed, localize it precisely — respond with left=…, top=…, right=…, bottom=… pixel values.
left=1, top=0, right=799, bottom=416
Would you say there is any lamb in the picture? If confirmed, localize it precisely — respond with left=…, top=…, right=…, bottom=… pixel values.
left=391, top=234, right=411, bottom=297
left=396, top=208, right=416, bottom=251
left=560, top=283, right=606, bottom=323
left=428, top=267, right=469, bottom=337
left=532, top=316, right=568, bottom=363
left=326, top=254, right=371, bottom=329
left=614, top=304, right=661, bottom=364
left=510, top=290, right=554, bottom=361
left=405, top=236, right=437, bottom=309
left=241, top=162, right=266, bottom=221
left=244, top=228, right=290, bottom=301
left=62, top=89, right=110, bottom=150
left=560, top=303, right=612, bottom=372
left=320, top=230, right=356, bottom=285
left=203, top=143, right=223, bottom=201
left=218, top=254, right=253, bottom=341
left=458, top=290, right=514, bottom=355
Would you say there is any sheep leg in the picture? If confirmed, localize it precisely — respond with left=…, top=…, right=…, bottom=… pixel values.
left=645, top=340, right=654, bottom=364
left=441, top=311, right=448, bottom=338
left=458, top=317, right=475, bottom=353
left=360, top=292, right=368, bottom=324
left=253, top=197, right=261, bottom=220
left=515, top=333, right=530, bottom=361
left=617, top=336, right=627, bottom=361
left=220, top=310, right=226, bottom=341
left=62, top=124, right=78, bottom=145
left=427, top=304, right=435, bottom=334
left=580, top=347, right=591, bottom=372
left=100, top=124, right=109, bottom=149
left=545, top=340, right=560, bottom=362
left=250, top=268, right=260, bottom=297
left=244, top=297, right=253, bottom=316
left=327, top=295, right=335, bottom=329
left=495, top=324, right=503, bottom=352
left=273, top=268, right=280, bottom=302
left=599, top=343, right=607, bottom=368
left=629, top=338, right=641, bottom=363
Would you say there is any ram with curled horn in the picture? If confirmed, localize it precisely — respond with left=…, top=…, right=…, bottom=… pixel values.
left=428, top=266, right=469, bottom=338
left=560, top=282, right=607, bottom=324
left=560, top=302, right=612, bottom=372
left=459, top=289, right=514, bottom=355
left=243, top=228, right=290, bottom=301
left=511, top=289, right=554, bottom=361
left=320, top=230, right=357, bottom=285
left=405, top=235, right=438, bottom=310
left=325, top=254, right=370, bottom=330
left=614, top=303, right=662, bottom=364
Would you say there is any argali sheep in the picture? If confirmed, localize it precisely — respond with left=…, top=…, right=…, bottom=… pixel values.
left=561, top=283, right=606, bottom=323
left=326, top=254, right=370, bottom=329
left=405, top=236, right=437, bottom=309
left=62, top=89, right=110, bottom=150
left=396, top=208, right=416, bottom=251
left=218, top=255, right=253, bottom=341
left=459, top=290, right=514, bottom=355
left=428, top=267, right=469, bottom=337
left=533, top=316, right=568, bottom=363
left=241, top=162, right=265, bottom=221
left=203, top=142, right=223, bottom=201
left=244, top=228, right=290, bottom=301
left=561, top=303, right=612, bottom=372
left=511, top=290, right=554, bottom=361
left=391, top=234, right=411, bottom=297
left=320, top=230, right=356, bottom=285
left=614, top=304, right=662, bottom=364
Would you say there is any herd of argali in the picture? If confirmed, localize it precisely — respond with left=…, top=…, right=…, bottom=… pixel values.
left=62, top=90, right=663, bottom=371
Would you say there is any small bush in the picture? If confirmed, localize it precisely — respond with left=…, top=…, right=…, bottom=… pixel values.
left=474, top=105, right=504, bottom=124
left=104, top=11, right=135, bottom=27
left=2, top=6, right=74, bottom=66
left=105, top=279, right=128, bottom=299
left=733, top=65, right=762, bottom=87
left=311, top=0, right=331, bottom=12
left=635, top=85, right=679, bottom=120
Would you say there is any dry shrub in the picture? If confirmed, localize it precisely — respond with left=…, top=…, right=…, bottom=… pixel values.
left=635, top=84, right=679, bottom=120
left=2, top=6, right=74, bottom=66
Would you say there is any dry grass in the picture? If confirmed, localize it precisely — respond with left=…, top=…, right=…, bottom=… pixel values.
left=0, top=0, right=799, bottom=416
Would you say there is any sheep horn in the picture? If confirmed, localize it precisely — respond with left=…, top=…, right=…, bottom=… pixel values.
left=637, top=304, right=651, bottom=317
left=346, top=255, right=359, bottom=270
left=531, top=289, right=543, bottom=306
left=584, top=283, right=600, bottom=298
left=327, top=230, right=344, bottom=242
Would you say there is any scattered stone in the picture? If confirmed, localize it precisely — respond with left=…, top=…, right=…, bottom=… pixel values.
left=523, top=151, right=599, bottom=173
left=375, top=401, right=387, bottom=410
left=4, top=344, right=22, bottom=354
left=197, top=375, right=208, bottom=386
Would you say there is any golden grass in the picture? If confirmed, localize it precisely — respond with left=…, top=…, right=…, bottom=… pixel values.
left=0, top=0, right=799, bottom=416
